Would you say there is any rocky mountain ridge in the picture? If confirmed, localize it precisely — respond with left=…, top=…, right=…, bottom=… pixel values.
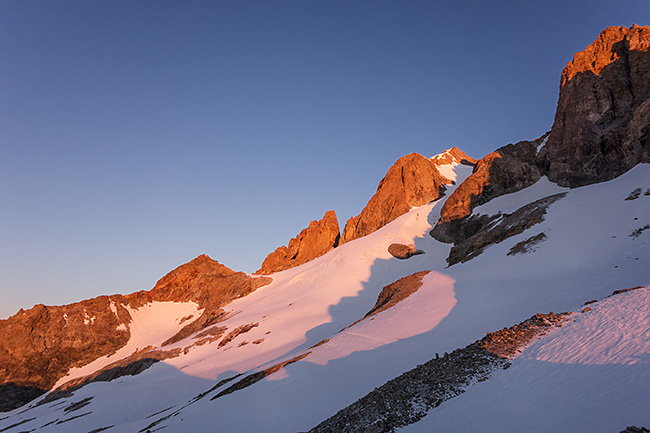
left=0, top=255, right=270, bottom=411
left=433, top=24, right=650, bottom=245
left=340, top=147, right=475, bottom=244
left=0, top=26, right=648, bottom=429
left=255, top=210, right=340, bottom=275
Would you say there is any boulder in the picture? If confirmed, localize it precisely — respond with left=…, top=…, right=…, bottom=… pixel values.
left=387, top=243, right=424, bottom=260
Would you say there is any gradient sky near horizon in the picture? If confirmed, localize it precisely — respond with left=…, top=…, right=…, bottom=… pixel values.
left=1, top=1, right=649, bottom=319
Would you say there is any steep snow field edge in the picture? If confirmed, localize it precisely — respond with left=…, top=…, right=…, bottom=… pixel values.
left=399, top=286, right=650, bottom=433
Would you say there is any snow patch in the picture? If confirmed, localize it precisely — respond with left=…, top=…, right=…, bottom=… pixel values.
left=536, top=135, right=548, bottom=154
left=109, top=301, right=119, bottom=319
left=525, top=287, right=650, bottom=366
left=436, top=163, right=459, bottom=183
left=53, top=301, right=203, bottom=389
left=82, top=310, right=95, bottom=326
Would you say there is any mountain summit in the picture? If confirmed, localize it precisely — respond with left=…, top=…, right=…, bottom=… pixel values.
left=540, top=24, right=650, bottom=186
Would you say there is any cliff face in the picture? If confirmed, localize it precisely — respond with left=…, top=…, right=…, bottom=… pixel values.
left=255, top=210, right=340, bottom=275
left=340, top=149, right=475, bottom=245
left=432, top=139, right=543, bottom=243
left=538, top=24, right=650, bottom=187
left=433, top=25, right=650, bottom=244
left=0, top=255, right=271, bottom=411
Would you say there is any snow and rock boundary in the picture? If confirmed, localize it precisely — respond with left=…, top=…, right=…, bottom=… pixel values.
left=307, top=311, right=570, bottom=433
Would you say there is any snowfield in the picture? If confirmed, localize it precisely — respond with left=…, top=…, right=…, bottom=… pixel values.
left=400, top=287, right=650, bottom=433
left=0, top=161, right=648, bottom=433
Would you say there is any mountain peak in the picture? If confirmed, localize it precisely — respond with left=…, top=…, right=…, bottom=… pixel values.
left=540, top=24, right=650, bottom=187
left=340, top=152, right=459, bottom=244
left=255, top=210, right=340, bottom=275
left=561, top=25, right=650, bottom=86
left=430, top=147, right=477, bottom=166
left=149, top=254, right=237, bottom=302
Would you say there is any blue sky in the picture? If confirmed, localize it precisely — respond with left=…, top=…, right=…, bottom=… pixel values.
left=1, top=1, right=649, bottom=318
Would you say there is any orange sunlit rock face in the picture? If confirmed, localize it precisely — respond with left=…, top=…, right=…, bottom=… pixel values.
left=561, top=24, right=650, bottom=86
left=540, top=24, right=650, bottom=187
left=439, top=140, right=542, bottom=222
left=340, top=152, right=457, bottom=244
left=255, top=210, right=340, bottom=274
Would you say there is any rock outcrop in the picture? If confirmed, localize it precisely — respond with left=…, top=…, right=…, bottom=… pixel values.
left=429, top=146, right=477, bottom=166
left=433, top=25, right=650, bottom=245
left=255, top=210, right=340, bottom=275
left=538, top=25, right=650, bottom=187
left=364, top=271, right=430, bottom=317
left=340, top=150, right=471, bottom=244
left=309, top=311, right=569, bottom=433
left=445, top=193, right=565, bottom=266
left=431, top=139, right=543, bottom=243
left=0, top=255, right=271, bottom=411
left=387, top=243, right=424, bottom=260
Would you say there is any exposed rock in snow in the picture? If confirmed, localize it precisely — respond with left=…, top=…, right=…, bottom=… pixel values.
left=364, top=271, right=431, bottom=317
left=506, top=232, right=547, bottom=256
left=445, top=193, right=565, bottom=265
left=431, top=139, right=543, bottom=244
left=340, top=152, right=456, bottom=244
left=387, top=243, right=424, bottom=260
left=309, top=311, right=569, bottom=433
left=255, top=210, right=340, bottom=275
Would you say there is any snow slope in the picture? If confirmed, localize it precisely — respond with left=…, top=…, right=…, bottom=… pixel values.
left=0, top=162, right=648, bottom=433
left=400, top=287, right=650, bottom=433
left=53, top=301, right=204, bottom=388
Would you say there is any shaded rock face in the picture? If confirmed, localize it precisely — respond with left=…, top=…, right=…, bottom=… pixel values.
left=0, top=254, right=271, bottom=410
left=255, top=210, right=340, bottom=275
left=445, top=193, right=565, bottom=266
left=432, top=139, right=543, bottom=243
left=340, top=152, right=459, bottom=244
left=539, top=25, right=650, bottom=187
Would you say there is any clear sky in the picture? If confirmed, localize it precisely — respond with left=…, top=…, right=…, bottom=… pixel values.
left=1, top=0, right=649, bottom=319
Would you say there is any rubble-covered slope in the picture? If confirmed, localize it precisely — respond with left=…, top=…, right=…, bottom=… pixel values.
left=400, top=287, right=650, bottom=433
